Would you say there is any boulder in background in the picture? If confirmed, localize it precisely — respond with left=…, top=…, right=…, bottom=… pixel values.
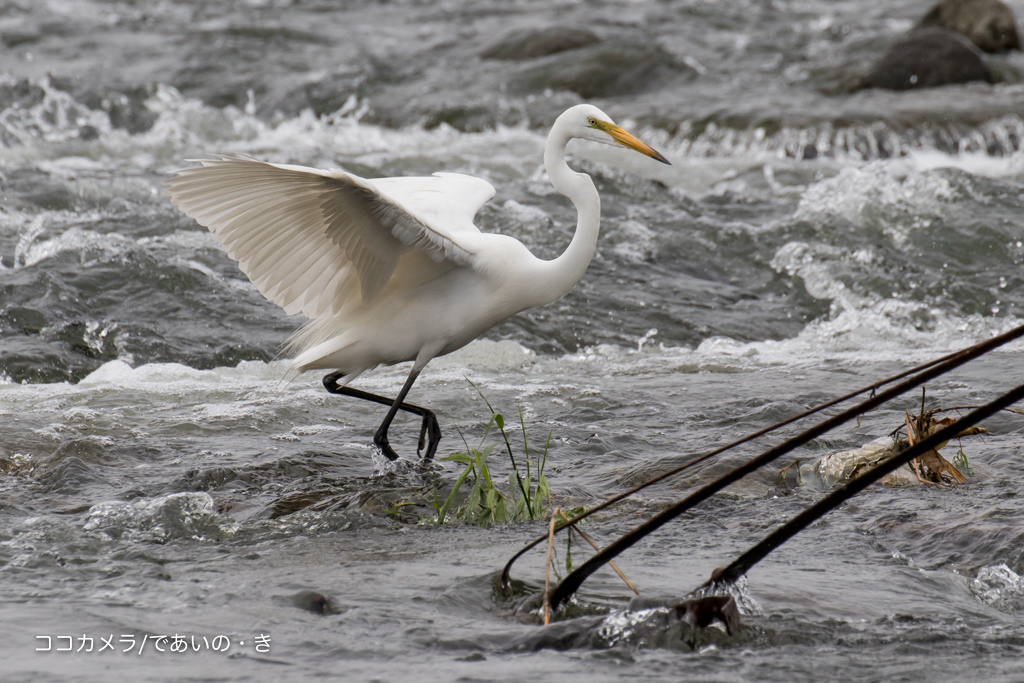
left=865, top=27, right=992, bottom=90
left=917, top=0, right=1020, bottom=53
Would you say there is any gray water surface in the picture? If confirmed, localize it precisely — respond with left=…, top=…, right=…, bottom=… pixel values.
left=3, top=1, right=1024, bottom=681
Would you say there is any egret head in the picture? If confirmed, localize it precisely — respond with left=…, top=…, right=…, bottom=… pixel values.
left=559, top=104, right=670, bottom=165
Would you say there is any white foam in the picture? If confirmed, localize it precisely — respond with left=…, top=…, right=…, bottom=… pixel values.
left=793, top=159, right=954, bottom=248
left=665, top=115, right=1024, bottom=163
left=0, top=77, right=552, bottom=191
left=431, top=339, right=536, bottom=372
left=971, top=564, right=1024, bottom=613
left=597, top=607, right=670, bottom=647
left=83, top=492, right=236, bottom=543
left=0, top=74, right=111, bottom=149
left=501, top=199, right=551, bottom=225
left=609, top=219, right=659, bottom=263
left=78, top=358, right=293, bottom=388
left=4, top=208, right=224, bottom=270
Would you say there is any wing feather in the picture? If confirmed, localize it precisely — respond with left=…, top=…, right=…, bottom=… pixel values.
left=164, top=156, right=493, bottom=319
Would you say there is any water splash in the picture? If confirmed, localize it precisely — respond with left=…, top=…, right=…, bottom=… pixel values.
left=0, top=75, right=111, bottom=147
left=83, top=492, right=237, bottom=543
left=670, top=116, right=1024, bottom=162
left=970, top=564, right=1024, bottom=613
left=687, top=577, right=765, bottom=617
left=596, top=607, right=674, bottom=648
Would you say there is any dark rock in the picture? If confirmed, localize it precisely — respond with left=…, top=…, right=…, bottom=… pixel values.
left=101, top=87, right=159, bottom=134
left=864, top=28, right=992, bottom=90
left=0, top=29, right=41, bottom=49
left=46, top=75, right=76, bottom=93
left=56, top=84, right=159, bottom=134
left=510, top=39, right=694, bottom=98
left=422, top=103, right=505, bottom=132
left=170, top=65, right=264, bottom=111
left=0, top=78, right=46, bottom=111
left=917, top=0, right=1020, bottom=53
left=481, top=27, right=601, bottom=61
left=290, top=590, right=340, bottom=615
left=1, top=306, right=49, bottom=334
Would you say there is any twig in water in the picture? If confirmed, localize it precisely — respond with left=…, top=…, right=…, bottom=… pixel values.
left=545, top=325, right=1024, bottom=611
left=700, top=382, right=1024, bottom=589
left=543, top=508, right=559, bottom=625
left=556, top=510, right=639, bottom=596
left=904, top=410, right=933, bottom=486
left=499, top=323, right=1024, bottom=592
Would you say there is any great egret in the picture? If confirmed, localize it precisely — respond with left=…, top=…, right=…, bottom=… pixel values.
left=165, top=104, right=669, bottom=461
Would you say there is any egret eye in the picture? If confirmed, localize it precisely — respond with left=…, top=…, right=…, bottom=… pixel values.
left=587, top=117, right=597, bottom=126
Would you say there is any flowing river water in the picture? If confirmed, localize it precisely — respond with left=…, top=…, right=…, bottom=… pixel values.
left=3, top=1, right=1024, bottom=680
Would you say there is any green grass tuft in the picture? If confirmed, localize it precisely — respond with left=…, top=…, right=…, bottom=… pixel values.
left=427, top=380, right=551, bottom=527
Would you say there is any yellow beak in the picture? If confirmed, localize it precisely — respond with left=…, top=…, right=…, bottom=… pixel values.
left=608, top=125, right=671, bottom=165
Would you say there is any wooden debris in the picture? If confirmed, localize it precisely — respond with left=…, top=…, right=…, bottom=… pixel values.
left=556, top=510, right=639, bottom=597
left=814, top=405, right=986, bottom=488
left=903, top=410, right=983, bottom=485
left=673, top=595, right=741, bottom=636
left=815, top=436, right=919, bottom=487
left=542, top=507, right=639, bottom=624
left=543, top=509, right=559, bottom=625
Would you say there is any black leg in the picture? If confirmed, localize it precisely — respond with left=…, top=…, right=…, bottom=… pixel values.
left=323, top=370, right=442, bottom=461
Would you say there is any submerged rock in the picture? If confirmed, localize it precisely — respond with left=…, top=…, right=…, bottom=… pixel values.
left=509, top=39, right=693, bottom=98
left=481, top=27, right=601, bottom=61
left=505, top=596, right=739, bottom=652
left=289, top=590, right=341, bottom=615
left=917, top=0, right=1020, bottom=53
left=34, top=438, right=121, bottom=493
left=77, top=85, right=159, bottom=134
left=864, top=28, right=992, bottom=90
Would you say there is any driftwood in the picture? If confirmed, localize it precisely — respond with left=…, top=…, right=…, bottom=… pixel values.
left=814, top=404, right=987, bottom=487
left=533, top=323, right=1024, bottom=612
left=500, top=326, right=1024, bottom=592
left=702, top=382, right=1024, bottom=588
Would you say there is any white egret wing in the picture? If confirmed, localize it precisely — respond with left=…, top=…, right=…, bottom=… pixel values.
left=164, top=157, right=492, bottom=319
left=367, top=172, right=495, bottom=236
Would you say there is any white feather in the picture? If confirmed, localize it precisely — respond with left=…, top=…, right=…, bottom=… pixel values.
left=163, top=105, right=665, bottom=385
left=163, top=105, right=670, bottom=460
left=164, top=157, right=493, bottom=319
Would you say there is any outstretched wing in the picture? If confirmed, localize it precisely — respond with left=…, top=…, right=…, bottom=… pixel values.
left=164, top=157, right=495, bottom=319
left=367, top=172, right=495, bottom=237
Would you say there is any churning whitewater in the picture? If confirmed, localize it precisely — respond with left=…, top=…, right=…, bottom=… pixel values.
left=3, top=1, right=1024, bottom=681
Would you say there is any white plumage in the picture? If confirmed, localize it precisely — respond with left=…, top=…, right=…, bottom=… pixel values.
left=165, top=104, right=669, bottom=460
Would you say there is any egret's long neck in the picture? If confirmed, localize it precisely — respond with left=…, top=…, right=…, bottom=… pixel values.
left=534, top=125, right=601, bottom=305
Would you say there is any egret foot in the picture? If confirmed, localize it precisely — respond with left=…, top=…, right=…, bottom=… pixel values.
left=417, top=410, right=442, bottom=460
left=323, top=370, right=441, bottom=461
left=373, top=428, right=401, bottom=462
